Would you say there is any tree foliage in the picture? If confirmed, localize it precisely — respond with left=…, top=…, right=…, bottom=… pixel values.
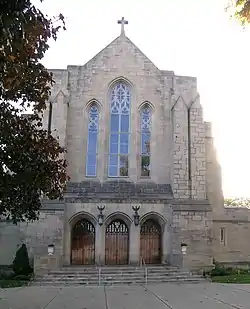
left=0, top=0, right=68, bottom=223
left=224, top=197, right=250, bottom=207
left=227, top=0, right=250, bottom=25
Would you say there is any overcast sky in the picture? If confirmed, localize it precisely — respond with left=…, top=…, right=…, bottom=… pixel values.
left=35, top=0, right=250, bottom=197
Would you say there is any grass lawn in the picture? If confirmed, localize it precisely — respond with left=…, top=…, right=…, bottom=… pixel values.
left=211, top=274, right=250, bottom=283
left=0, top=280, right=29, bottom=288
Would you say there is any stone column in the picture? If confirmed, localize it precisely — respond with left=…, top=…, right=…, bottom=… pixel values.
left=162, top=225, right=171, bottom=264
left=63, top=220, right=71, bottom=265
left=129, top=224, right=140, bottom=265
left=95, top=224, right=105, bottom=265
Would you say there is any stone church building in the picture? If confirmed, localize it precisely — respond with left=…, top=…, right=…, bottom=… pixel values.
left=1, top=18, right=250, bottom=272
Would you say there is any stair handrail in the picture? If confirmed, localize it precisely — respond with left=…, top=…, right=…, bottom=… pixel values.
left=140, top=256, right=148, bottom=285
left=98, top=267, right=101, bottom=286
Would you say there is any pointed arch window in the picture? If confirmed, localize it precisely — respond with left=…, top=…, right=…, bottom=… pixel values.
left=140, top=105, right=152, bottom=177
left=86, top=104, right=99, bottom=177
left=108, top=82, right=131, bottom=177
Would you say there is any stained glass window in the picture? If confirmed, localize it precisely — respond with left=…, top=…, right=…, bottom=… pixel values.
left=86, top=104, right=99, bottom=176
left=108, top=82, right=131, bottom=177
left=140, top=105, right=152, bottom=177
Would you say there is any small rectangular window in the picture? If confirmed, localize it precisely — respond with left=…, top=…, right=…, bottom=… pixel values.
left=220, top=228, right=226, bottom=245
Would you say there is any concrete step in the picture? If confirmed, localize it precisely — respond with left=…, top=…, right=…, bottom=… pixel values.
left=33, top=278, right=206, bottom=286
left=59, top=266, right=178, bottom=272
left=34, top=266, right=206, bottom=286
left=39, top=272, right=198, bottom=280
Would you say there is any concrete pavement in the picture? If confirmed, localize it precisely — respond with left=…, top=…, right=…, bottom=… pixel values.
left=1, top=283, right=250, bottom=308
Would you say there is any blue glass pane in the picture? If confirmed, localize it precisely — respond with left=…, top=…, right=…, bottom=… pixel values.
left=111, top=114, right=119, bottom=132
left=87, top=154, right=97, bottom=166
left=87, top=165, right=96, bottom=177
left=121, top=115, right=129, bottom=132
left=109, top=155, right=118, bottom=166
left=88, top=132, right=97, bottom=153
left=110, top=143, right=118, bottom=154
left=109, top=165, right=118, bottom=177
left=141, top=133, right=150, bottom=154
left=120, top=134, right=128, bottom=144
left=110, top=134, right=119, bottom=143
left=120, top=143, right=129, bottom=154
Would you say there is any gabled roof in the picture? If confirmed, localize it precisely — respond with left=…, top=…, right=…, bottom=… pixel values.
left=68, top=34, right=160, bottom=73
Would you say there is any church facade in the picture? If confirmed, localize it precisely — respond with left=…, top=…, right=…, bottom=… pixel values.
left=1, top=19, right=250, bottom=272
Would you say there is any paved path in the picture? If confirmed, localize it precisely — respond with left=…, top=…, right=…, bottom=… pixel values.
left=1, top=283, right=250, bottom=308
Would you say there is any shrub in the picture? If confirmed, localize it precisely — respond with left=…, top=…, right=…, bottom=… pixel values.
left=12, top=244, right=33, bottom=276
left=210, top=265, right=230, bottom=277
left=0, top=270, right=14, bottom=280
left=14, top=274, right=31, bottom=281
left=209, top=264, right=250, bottom=277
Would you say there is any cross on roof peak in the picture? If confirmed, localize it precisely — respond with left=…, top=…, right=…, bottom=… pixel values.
left=118, top=17, right=128, bottom=36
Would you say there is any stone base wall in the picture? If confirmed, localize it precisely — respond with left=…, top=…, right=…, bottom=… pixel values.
left=0, top=208, right=64, bottom=266
left=7, top=198, right=250, bottom=272
left=213, top=207, right=250, bottom=264
left=171, top=201, right=213, bottom=270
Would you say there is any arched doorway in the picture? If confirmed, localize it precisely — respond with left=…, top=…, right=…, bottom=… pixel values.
left=71, top=219, right=95, bottom=265
left=140, top=219, right=161, bottom=264
left=105, top=219, right=129, bottom=265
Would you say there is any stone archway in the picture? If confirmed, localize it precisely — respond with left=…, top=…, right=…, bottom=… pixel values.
left=71, top=219, right=95, bottom=265
left=140, top=219, right=162, bottom=264
left=105, top=219, right=129, bottom=265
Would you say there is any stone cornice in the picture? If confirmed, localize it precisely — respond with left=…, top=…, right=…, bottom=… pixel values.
left=64, top=196, right=173, bottom=204
left=171, top=199, right=212, bottom=212
left=213, top=219, right=250, bottom=223
left=41, top=199, right=64, bottom=210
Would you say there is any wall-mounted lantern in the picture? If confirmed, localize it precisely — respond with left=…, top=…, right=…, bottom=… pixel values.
left=181, top=243, right=187, bottom=255
left=97, top=205, right=105, bottom=226
left=132, top=205, right=141, bottom=226
left=48, top=244, right=55, bottom=256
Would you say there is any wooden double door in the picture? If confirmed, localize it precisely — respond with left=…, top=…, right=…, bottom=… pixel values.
left=140, top=219, right=162, bottom=264
left=71, top=218, right=162, bottom=266
left=105, top=219, right=129, bottom=265
left=71, top=219, right=95, bottom=265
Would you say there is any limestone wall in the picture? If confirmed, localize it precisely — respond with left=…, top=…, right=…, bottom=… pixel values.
left=205, top=122, right=224, bottom=214
left=171, top=202, right=213, bottom=270
left=213, top=207, right=250, bottom=264
left=171, top=96, right=189, bottom=199
left=42, top=35, right=206, bottom=188
left=63, top=36, right=171, bottom=184
left=0, top=210, right=64, bottom=266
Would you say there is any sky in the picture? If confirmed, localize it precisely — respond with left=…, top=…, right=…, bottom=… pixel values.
left=35, top=0, right=250, bottom=198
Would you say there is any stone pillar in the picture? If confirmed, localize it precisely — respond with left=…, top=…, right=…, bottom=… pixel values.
left=189, top=96, right=206, bottom=199
left=162, top=225, right=171, bottom=264
left=51, top=90, right=68, bottom=149
left=129, top=224, right=140, bottom=265
left=95, top=224, right=105, bottom=265
left=63, top=220, right=71, bottom=265
left=171, top=96, right=189, bottom=198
